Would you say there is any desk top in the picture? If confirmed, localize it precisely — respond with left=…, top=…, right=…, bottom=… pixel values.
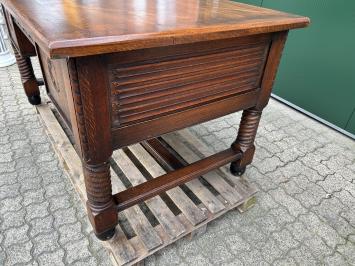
left=2, top=0, right=309, bottom=58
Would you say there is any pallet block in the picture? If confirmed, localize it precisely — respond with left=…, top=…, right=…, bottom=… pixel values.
left=37, top=103, right=258, bottom=266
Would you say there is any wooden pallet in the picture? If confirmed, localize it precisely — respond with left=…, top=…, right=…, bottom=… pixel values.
left=36, top=103, right=258, bottom=266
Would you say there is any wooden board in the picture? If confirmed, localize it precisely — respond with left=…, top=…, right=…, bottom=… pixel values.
left=3, top=0, right=309, bottom=58
left=37, top=103, right=258, bottom=266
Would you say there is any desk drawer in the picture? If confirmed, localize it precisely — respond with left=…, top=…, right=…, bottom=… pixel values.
left=109, top=34, right=271, bottom=128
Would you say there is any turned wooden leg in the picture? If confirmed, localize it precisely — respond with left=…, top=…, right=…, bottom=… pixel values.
left=230, top=108, right=262, bottom=176
left=12, top=46, right=41, bottom=105
left=83, top=161, right=118, bottom=240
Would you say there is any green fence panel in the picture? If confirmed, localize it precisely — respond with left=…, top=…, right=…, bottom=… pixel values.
left=261, top=0, right=355, bottom=133
left=234, top=0, right=262, bottom=6
left=346, top=109, right=355, bottom=135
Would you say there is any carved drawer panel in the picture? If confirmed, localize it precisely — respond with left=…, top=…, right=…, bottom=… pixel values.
left=110, top=36, right=271, bottom=127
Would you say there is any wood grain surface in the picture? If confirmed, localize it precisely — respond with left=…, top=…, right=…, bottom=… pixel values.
left=1, top=0, right=309, bottom=57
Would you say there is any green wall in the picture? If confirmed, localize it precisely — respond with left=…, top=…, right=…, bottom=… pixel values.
left=236, top=0, right=262, bottom=5
left=234, top=0, right=355, bottom=136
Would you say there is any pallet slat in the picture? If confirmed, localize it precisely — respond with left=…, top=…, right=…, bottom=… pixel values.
left=110, top=169, right=163, bottom=252
left=129, top=144, right=207, bottom=226
left=177, top=129, right=258, bottom=197
left=112, top=149, right=186, bottom=240
left=142, top=139, right=226, bottom=214
left=163, top=133, right=243, bottom=205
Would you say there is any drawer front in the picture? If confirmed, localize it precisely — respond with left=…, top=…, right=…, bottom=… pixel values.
left=109, top=35, right=271, bottom=127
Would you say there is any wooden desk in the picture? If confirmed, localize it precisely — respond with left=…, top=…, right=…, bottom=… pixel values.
left=1, top=0, right=309, bottom=240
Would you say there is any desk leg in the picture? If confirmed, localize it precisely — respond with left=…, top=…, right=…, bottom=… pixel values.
left=67, top=57, right=118, bottom=241
left=84, top=161, right=118, bottom=241
left=230, top=108, right=262, bottom=176
left=12, top=46, right=41, bottom=105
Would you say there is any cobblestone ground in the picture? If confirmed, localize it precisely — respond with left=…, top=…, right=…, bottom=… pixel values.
left=0, top=61, right=354, bottom=266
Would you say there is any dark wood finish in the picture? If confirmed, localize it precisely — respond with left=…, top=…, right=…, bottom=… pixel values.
left=2, top=6, right=36, bottom=56
left=230, top=108, right=262, bottom=175
left=37, top=48, right=72, bottom=126
left=109, top=34, right=271, bottom=127
left=1, top=0, right=309, bottom=241
left=230, top=31, right=289, bottom=174
left=12, top=44, right=41, bottom=105
left=67, top=56, right=118, bottom=237
left=112, top=89, right=260, bottom=148
left=257, top=31, right=289, bottom=110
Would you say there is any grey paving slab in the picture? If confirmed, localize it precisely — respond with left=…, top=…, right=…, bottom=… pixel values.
left=0, top=58, right=355, bottom=266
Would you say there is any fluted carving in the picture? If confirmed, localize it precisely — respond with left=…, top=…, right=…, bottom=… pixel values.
left=67, top=61, right=90, bottom=162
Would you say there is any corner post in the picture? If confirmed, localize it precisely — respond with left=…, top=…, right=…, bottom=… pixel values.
left=67, top=57, right=118, bottom=240
left=231, top=31, right=289, bottom=176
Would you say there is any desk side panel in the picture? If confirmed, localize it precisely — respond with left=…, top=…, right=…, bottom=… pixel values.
left=37, top=48, right=72, bottom=127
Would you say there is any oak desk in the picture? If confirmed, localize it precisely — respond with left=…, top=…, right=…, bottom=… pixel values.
left=1, top=0, right=309, bottom=240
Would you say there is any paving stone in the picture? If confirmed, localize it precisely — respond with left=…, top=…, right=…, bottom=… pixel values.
left=29, top=216, right=54, bottom=237
left=270, top=187, right=307, bottom=217
left=44, top=181, right=67, bottom=198
left=286, top=222, right=314, bottom=243
left=48, top=194, right=72, bottom=212
left=207, top=244, right=234, bottom=264
left=324, top=253, right=348, bottom=266
left=58, top=222, right=83, bottom=245
left=71, top=256, right=98, bottom=266
left=0, top=195, right=22, bottom=214
left=237, top=225, right=268, bottom=249
left=238, top=249, right=268, bottom=266
left=33, top=231, right=60, bottom=256
left=303, top=235, right=333, bottom=261
left=260, top=237, right=283, bottom=263
left=0, top=209, right=26, bottom=230
left=53, top=207, right=78, bottom=228
left=3, top=224, right=30, bottom=247
left=281, top=179, right=304, bottom=195
left=214, top=127, right=236, bottom=140
left=65, top=238, right=91, bottom=264
left=225, top=233, right=251, bottom=255
left=23, top=189, right=45, bottom=206
left=272, top=228, right=299, bottom=252
left=255, top=212, right=283, bottom=235
left=4, top=241, right=33, bottom=265
left=20, top=176, right=42, bottom=192
left=25, top=201, right=50, bottom=221
left=337, top=242, right=355, bottom=265
left=181, top=253, right=211, bottom=266
left=153, top=244, right=182, bottom=266
left=300, top=213, right=346, bottom=249
left=255, top=156, right=284, bottom=174
left=273, top=257, right=297, bottom=266
left=288, top=245, right=318, bottom=266
left=37, top=249, right=65, bottom=266
left=294, top=184, right=327, bottom=208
